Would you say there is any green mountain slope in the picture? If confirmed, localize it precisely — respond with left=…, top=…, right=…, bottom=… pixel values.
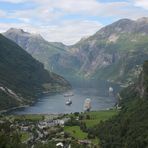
left=91, top=61, right=148, bottom=148
left=0, top=34, right=70, bottom=110
left=3, top=28, right=80, bottom=83
left=70, top=18, right=148, bottom=85
left=3, top=28, right=68, bottom=70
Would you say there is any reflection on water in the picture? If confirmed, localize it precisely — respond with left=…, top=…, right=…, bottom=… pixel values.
left=11, top=88, right=117, bottom=114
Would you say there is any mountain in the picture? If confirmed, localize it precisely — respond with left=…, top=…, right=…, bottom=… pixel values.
left=3, top=17, right=148, bottom=86
left=0, top=34, right=70, bottom=110
left=3, top=28, right=66, bottom=68
left=3, top=28, right=80, bottom=82
left=69, top=17, right=148, bottom=85
left=88, top=61, right=148, bottom=148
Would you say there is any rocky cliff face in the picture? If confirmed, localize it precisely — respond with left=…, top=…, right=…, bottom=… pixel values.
left=69, top=17, right=148, bottom=84
left=136, top=61, right=148, bottom=98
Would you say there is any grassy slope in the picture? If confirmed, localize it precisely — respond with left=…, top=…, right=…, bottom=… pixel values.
left=82, top=110, right=118, bottom=128
left=64, top=110, right=118, bottom=140
left=20, top=132, right=31, bottom=142
left=64, top=126, right=88, bottom=139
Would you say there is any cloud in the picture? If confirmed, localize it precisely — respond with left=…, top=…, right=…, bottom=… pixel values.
left=2, top=1, right=135, bottom=24
left=0, top=0, right=27, bottom=3
left=134, top=0, right=148, bottom=10
left=29, top=0, right=130, bottom=17
left=42, top=20, right=102, bottom=45
left=0, top=10, right=7, bottom=17
left=0, top=0, right=148, bottom=44
left=5, top=0, right=147, bottom=24
left=52, top=0, right=101, bottom=15
left=0, top=20, right=102, bottom=45
left=11, top=7, right=63, bottom=23
left=1, top=0, right=148, bottom=19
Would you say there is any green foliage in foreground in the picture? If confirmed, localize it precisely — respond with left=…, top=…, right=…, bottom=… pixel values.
left=96, top=99, right=148, bottom=148
left=0, top=121, right=26, bottom=148
left=92, top=61, right=148, bottom=148
left=33, top=141, right=56, bottom=148
left=143, top=61, right=148, bottom=97
left=82, top=110, right=118, bottom=128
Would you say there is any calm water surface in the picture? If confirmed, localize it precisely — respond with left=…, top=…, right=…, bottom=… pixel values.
left=12, top=88, right=116, bottom=114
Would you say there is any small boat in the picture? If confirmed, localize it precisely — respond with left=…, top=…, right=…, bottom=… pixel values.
left=109, top=86, right=114, bottom=96
left=109, top=86, right=113, bottom=93
left=83, top=98, right=91, bottom=111
left=66, top=98, right=72, bottom=105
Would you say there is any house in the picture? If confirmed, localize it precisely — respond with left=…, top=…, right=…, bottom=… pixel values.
left=21, top=126, right=29, bottom=131
left=56, top=142, right=63, bottom=147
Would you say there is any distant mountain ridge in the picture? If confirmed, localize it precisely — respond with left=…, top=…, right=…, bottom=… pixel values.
left=3, top=17, right=148, bottom=86
left=69, top=17, right=148, bottom=84
left=0, top=34, right=70, bottom=110
left=3, top=28, right=81, bottom=83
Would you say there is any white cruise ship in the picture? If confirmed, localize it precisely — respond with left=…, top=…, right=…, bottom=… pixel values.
left=83, top=98, right=91, bottom=111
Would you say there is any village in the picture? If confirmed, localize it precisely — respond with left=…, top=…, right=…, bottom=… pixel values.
left=0, top=109, right=118, bottom=148
left=1, top=114, right=72, bottom=147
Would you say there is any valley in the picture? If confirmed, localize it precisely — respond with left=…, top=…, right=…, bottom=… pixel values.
left=3, top=18, right=148, bottom=86
left=0, top=16, right=148, bottom=148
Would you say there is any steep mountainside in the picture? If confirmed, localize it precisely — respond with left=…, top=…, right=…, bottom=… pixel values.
left=70, top=17, right=148, bottom=84
left=4, top=17, right=148, bottom=86
left=0, top=34, right=70, bottom=110
left=88, top=61, right=148, bottom=148
left=3, top=28, right=80, bottom=82
left=3, top=28, right=67, bottom=69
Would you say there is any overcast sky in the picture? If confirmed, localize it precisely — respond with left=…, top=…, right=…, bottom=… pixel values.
left=0, top=0, right=148, bottom=45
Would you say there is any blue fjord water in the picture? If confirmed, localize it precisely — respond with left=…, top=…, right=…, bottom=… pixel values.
left=11, top=88, right=117, bottom=114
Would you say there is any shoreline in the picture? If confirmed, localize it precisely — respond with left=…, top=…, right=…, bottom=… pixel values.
left=1, top=108, right=116, bottom=116
left=0, top=89, right=71, bottom=115
left=0, top=105, right=30, bottom=114
left=0, top=88, right=117, bottom=115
